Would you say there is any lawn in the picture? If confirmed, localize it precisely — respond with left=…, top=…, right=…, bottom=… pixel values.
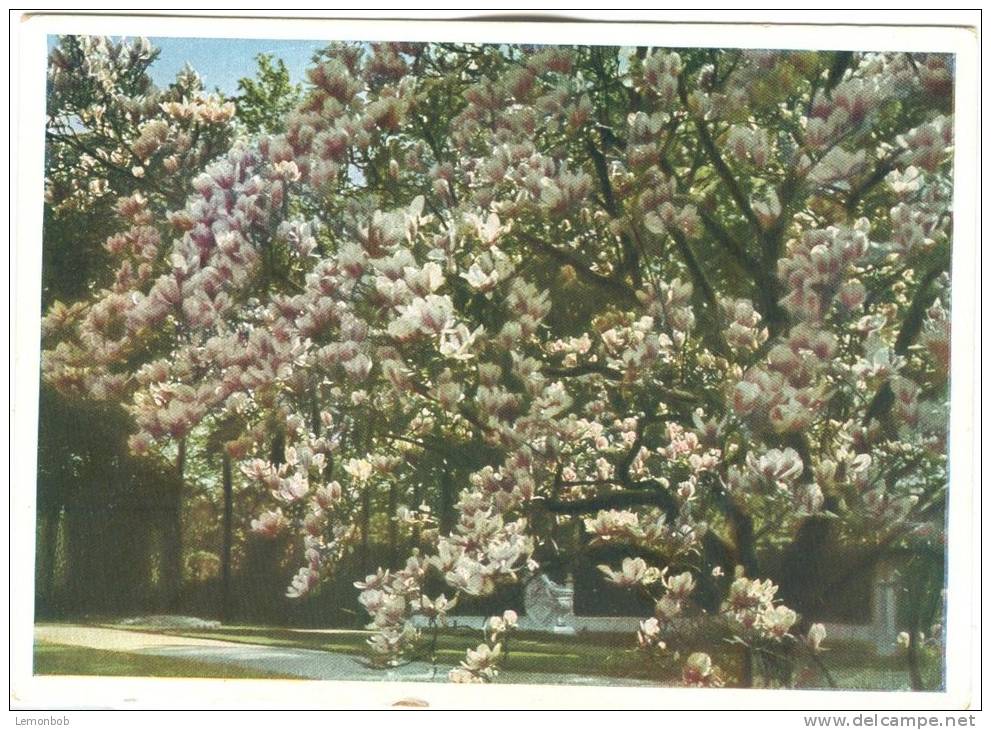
left=100, top=623, right=939, bottom=690
left=107, top=623, right=665, bottom=682
left=33, top=641, right=299, bottom=680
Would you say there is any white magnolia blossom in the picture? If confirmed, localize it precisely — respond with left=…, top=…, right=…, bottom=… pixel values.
left=598, top=557, right=661, bottom=587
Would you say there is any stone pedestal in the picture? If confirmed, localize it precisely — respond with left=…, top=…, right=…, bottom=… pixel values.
left=523, top=573, right=576, bottom=632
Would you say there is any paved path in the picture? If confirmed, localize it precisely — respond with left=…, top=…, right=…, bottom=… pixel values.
left=36, top=624, right=237, bottom=651
left=35, top=624, right=651, bottom=686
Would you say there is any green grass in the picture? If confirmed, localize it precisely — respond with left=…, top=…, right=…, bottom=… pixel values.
left=109, top=623, right=663, bottom=681
left=33, top=641, right=299, bottom=680
left=169, top=627, right=941, bottom=689
left=111, top=624, right=868, bottom=686
left=46, top=623, right=943, bottom=690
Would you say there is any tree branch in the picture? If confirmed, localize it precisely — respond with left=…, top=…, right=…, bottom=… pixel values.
left=679, top=75, right=760, bottom=232
left=668, top=226, right=718, bottom=311
left=697, top=207, right=761, bottom=274
left=584, top=130, right=642, bottom=288
left=540, top=485, right=679, bottom=517
left=616, top=413, right=654, bottom=483
left=543, top=362, right=621, bottom=381
left=542, top=363, right=698, bottom=407
left=515, top=230, right=640, bottom=307
left=845, top=154, right=901, bottom=214
left=864, top=254, right=948, bottom=424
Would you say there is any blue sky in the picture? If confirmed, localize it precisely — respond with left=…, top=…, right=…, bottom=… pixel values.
left=49, top=35, right=328, bottom=95
left=147, top=37, right=328, bottom=93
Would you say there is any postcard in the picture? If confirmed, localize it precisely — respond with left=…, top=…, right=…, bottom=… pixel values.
left=9, top=10, right=981, bottom=713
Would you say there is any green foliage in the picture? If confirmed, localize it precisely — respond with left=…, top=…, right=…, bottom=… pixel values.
left=235, top=54, right=302, bottom=134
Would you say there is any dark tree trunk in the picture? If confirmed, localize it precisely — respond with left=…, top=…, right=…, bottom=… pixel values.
left=359, top=488, right=371, bottom=572
left=727, top=501, right=759, bottom=578
left=740, top=646, right=754, bottom=689
left=221, top=451, right=234, bottom=623
left=778, top=496, right=841, bottom=621
left=161, top=437, right=186, bottom=610
left=387, top=481, right=399, bottom=567
left=270, top=430, right=285, bottom=466
left=439, top=462, right=456, bottom=535
left=904, top=548, right=943, bottom=691
left=411, top=481, right=422, bottom=545
left=907, top=613, right=924, bottom=691
left=310, top=391, right=321, bottom=435
left=65, top=493, right=96, bottom=615
left=36, top=506, right=62, bottom=611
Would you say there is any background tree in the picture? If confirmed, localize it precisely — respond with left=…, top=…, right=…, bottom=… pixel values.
left=235, top=54, right=303, bottom=135
left=40, top=34, right=236, bottom=613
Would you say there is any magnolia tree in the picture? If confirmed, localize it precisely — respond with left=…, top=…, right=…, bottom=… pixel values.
left=42, top=40, right=953, bottom=687
left=44, top=34, right=237, bottom=398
